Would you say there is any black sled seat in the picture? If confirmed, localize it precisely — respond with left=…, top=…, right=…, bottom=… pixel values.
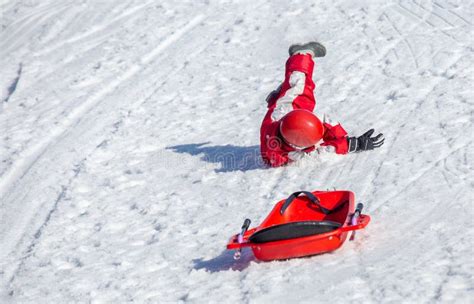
left=248, top=220, right=341, bottom=244
left=248, top=191, right=346, bottom=244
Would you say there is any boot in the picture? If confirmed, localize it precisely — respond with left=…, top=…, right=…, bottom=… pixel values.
left=289, top=41, right=326, bottom=57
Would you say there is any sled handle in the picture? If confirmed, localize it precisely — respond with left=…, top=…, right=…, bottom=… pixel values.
left=351, top=203, right=363, bottom=225
left=340, top=214, right=371, bottom=232
left=238, top=219, right=251, bottom=243
left=280, top=191, right=330, bottom=215
left=350, top=203, right=364, bottom=241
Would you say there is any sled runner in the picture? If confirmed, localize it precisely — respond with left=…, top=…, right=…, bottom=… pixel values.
left=227, top=190, right=370, bottom=261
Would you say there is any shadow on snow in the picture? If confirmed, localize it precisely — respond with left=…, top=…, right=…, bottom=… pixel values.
left=193, top=249, right=257, bottom=272
left=167, top=142, right=266, bottom=173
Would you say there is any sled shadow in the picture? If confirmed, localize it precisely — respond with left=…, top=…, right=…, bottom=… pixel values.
left=193, top=249, right=257, bottom=273
left=167, top=142, right=265, bottom=173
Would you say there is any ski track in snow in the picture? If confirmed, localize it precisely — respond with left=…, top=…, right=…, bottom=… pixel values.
left=0, top=10, right=205, bottom=201
left=0, top=0, right=473, bottom=302
left=0, top=13, right=206, bottom=281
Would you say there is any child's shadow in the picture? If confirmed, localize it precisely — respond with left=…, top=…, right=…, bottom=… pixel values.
left=167, top=142, right=265, bottom=173
left=193, top=249, right=257, bottom=273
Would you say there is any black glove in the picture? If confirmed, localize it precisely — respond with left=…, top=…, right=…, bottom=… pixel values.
left=347, top=129, right=384, bottom=153
left=266, top=84, right=282, bottom=104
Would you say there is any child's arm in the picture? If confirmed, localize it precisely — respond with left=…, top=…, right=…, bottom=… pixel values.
left=321, top=122, right=350, bottom=154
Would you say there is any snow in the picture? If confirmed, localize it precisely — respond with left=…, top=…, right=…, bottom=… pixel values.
left=0, top=0, right=473, bottom=302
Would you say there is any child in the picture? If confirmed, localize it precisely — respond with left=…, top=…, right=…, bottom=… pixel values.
left=260, top=42, right=384, bottom=167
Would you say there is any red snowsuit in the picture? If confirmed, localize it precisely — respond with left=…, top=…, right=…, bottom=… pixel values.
left=260, top=54, right=349, bottom=167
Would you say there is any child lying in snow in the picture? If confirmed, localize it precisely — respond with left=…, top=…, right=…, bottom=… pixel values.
left=260, top=42, right=384, bottom=167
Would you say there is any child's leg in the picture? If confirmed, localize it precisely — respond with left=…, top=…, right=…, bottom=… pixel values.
left=268, top=53, right=316, bottom=121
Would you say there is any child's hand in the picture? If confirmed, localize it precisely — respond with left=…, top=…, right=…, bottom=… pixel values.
left=347, top=129, right=384, bottom=153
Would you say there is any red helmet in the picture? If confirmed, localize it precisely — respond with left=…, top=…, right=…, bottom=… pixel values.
left=279, top=109, right=324, bottom=148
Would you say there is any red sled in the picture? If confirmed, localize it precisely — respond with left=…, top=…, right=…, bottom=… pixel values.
left=227, top=190, right=370, bottom=261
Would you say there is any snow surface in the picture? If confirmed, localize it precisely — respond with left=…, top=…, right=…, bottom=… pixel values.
left=0, top=0, right=473, bottom=302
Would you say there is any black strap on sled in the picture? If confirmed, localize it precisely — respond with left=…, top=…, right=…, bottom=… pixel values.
left=280, top=191, right=331, bottom=215
left=249, top=220, right=341, bottom=244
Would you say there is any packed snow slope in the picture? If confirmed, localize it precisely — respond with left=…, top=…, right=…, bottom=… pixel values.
left=1, top=0, right=473, bottom=302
